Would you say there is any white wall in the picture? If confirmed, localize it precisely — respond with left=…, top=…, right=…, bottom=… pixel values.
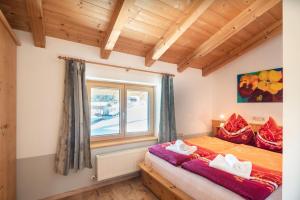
left=16, top=29, right=283, bottom=160
left=211, top=34, right=283, bottom=124
left=283, top=1, right=300, bottom=199
left=16, top=30, right=213, bottom=159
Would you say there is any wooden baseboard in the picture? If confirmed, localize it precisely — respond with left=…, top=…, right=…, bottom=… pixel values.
left=41, top=172, right=140, bottom=200
left=139, top=162, right=194, bottom=200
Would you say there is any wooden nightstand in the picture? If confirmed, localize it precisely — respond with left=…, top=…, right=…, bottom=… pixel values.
left=212, top=120, right=222, bottom=136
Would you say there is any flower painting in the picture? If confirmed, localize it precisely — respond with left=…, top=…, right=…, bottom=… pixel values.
left=237, top=68, right=283, bottom=103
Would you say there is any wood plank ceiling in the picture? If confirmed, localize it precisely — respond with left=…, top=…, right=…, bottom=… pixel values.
left=0, top=0, right=282, bottom=76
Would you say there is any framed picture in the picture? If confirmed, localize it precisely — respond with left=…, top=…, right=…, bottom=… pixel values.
left=237, top=67, right=283, bottom=103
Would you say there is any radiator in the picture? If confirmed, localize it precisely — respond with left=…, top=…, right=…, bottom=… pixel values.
left=96, top=147, right=148, bottom=181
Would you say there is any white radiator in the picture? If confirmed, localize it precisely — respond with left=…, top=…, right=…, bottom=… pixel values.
left=96, top=147, right=148, bottom=181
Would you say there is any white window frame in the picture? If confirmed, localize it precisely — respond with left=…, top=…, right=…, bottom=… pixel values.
left=87, top=80, right=155, bottom=141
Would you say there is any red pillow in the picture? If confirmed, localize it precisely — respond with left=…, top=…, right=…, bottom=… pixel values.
left=217, top=113, right=254, bottom=144
left=255, top=117, right=282, bottom=153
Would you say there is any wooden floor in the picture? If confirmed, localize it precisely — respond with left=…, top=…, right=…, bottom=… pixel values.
left=63, top=177, right=158, bottom=200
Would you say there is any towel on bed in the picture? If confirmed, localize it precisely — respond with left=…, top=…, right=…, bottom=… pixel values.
left=209, top=154, right=252, bottom=179
left=148, top=141, right=214, bottom=166
left=166, top=140, right=197, bottom=155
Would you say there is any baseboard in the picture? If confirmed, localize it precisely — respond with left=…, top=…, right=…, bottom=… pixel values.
left=41, top=172, right=140, bottom=200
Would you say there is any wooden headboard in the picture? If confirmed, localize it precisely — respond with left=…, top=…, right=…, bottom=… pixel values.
left=212, top=120, right=265, bottom=136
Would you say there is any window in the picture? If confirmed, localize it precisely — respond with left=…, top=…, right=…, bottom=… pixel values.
left=87, top=81, right=154, bottom=140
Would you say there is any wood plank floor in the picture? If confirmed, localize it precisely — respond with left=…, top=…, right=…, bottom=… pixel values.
left=63, top=177, right=158, bottom=200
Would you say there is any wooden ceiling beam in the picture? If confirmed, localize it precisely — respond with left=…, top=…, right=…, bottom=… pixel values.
left=145, top=0, right=214, bottom=67
left=0, top=10, right=21, bottom=46
left=101, top=0, right=135, bottom=59
left=177, top=0, right=281, bottom=72
left=202, top=19, right=282, bottom=76
left=25, top=0, right=45, bottom=48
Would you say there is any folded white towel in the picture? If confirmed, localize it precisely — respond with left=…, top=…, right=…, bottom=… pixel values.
left=225, top=154, right=239, bottom=167
left=209, top=154, right=252, bottom=179
left=166, top=139, right=197, bottom=155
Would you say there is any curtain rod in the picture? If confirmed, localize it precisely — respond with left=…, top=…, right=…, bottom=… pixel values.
left=58, top=56, right=175, bottom=77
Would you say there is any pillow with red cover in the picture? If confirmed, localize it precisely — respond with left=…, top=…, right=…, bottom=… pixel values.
left=217, top=113, right=254, bottom=144
left=255, top=117, right=282, bottom=153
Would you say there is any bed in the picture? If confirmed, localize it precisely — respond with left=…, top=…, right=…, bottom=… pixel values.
left=140, top=136, right=282, bottom=200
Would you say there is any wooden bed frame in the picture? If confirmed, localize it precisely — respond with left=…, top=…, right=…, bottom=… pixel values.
left=139, top=162, right=193, bottom=200
left=140, top=119, right=282, bottom=200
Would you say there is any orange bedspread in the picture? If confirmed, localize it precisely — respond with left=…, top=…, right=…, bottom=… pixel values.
left=186, top=136, right=282, bottom=173
left=186, top=136, right=238, bottom=153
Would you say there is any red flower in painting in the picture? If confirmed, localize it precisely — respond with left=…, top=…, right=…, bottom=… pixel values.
left=238, top=74, right=258, bottom=98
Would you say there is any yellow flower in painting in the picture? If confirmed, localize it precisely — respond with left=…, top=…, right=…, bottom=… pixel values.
left=257, top=70, right=283, bottom=95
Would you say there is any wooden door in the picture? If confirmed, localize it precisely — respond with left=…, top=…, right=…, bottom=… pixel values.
left=0, top=11, right=18, bottom=200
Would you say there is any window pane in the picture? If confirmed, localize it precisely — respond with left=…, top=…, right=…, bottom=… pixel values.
left=126, top=90, right=149, bottom=133
left=90, top=87, right=120, bottom=136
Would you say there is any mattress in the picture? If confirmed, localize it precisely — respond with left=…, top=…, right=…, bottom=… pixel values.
left=144, top=151, right=282, bottom=200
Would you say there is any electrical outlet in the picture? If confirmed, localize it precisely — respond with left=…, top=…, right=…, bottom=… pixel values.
left=252, top=116, right=265, bottom=122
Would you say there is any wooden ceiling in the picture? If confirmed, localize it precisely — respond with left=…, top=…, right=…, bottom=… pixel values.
left=0, top=0, right=282, bottom=76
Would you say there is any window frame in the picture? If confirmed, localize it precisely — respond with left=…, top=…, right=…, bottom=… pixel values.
left=87, top=80, right=155, bottom=142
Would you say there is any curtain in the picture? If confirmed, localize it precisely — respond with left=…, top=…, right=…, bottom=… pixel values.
left=159, top=75, right=177, bottom=143
left=55, top=60, right=92, bottom=175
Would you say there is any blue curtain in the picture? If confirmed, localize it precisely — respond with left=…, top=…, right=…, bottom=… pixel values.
left=55, top=60, right=92, bottom=175
left=159, top=75, right=177, bottom=143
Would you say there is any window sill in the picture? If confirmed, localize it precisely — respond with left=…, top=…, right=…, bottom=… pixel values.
left=90, top=136, right=158, bottom=149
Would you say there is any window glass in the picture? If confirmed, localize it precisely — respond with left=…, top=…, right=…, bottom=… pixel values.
left=90, top=87, right=120, bottom=136
left=126, top=90, right=149, bottom=133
